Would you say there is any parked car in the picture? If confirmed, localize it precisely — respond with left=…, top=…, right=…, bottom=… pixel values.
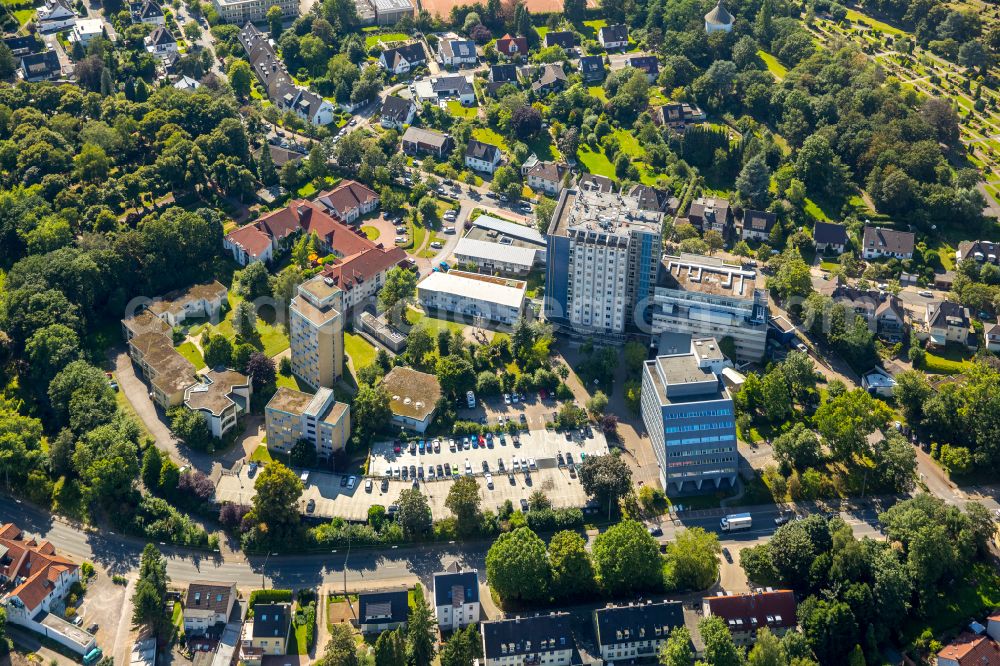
left=340, top=476, right=348, bottom=487
left=306, top=498, right=316, bottom=513
left=365, top=478, right=373, bottom=492
left=520, top=498, right=529, bottom=511
left=774, top=513, right=792, bottom=526
left=464, top=459, right=472, bottom=475
left=444, top=462, right=452, bottom=476
left=482, top=460, right=490, bottom=472
left=504, top=393, right=512, bottom=405
left=347, top=476, right=357, bottom=489
left=467, top=390, right=476, bottom=408
left=485, top=473, right=494, bottom=488
left=437, top=464, right=444, bottom=477
left=648, top=525, right=663, bottom=536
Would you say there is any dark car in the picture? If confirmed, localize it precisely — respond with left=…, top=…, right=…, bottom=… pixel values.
left=381, top=478, right=389, bottom=492
left=648, top=525, right=663, bottom=537
left=409, top=464, right=416, bottom=478
left=340, top=476, right=348, bottom=487
left=774, top=513, right=792, bottom=526
left=557, top=452, right=565, bottom=466
left=437, top=464, right=444, bottom=477
left=520, top=498, right=529, bottom=511
left=722, top=547, right=733, bottom=563
left=444, top=462, right=452, bottom=476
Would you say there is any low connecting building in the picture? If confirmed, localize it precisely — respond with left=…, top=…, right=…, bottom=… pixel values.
left=383, top=366, right=441, bottom=432
left=651, top=254, right=769, bottom=362
left=417, top=270, right=527, bottom=325
left=289, top=276, right=345, bottom=390
left=433, top=565, right=480, bottom=630
left=453, top=237, right=535, bottom=276
left=592, top=601, right=685, bottom=662
left=356, top=589, right=410, bottom=634
left=481, top=613, right=574, bottom=666
left=183, top=582, right=237, bottom=636
left=703, top=590, right=797, bottom=646
left=641, top=337, right=738, bottom=493
left=0, top=523, right=95, bottom=656
left=264, top=386, right=350, bottom=460
left=184, top=370, right=252, bottom=438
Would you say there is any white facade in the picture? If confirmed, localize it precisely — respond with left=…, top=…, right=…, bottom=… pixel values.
left=432, top=569, right=480, bottom=631
left=70, top=18, right=103, bottom=46
left=465, top=150, right=502, bottom=174
left=212, top=0, right=295, bottom=23
left=417, top=270, right=526, bottom=325
left=567, top=238, right=630, bottom=332
left=36, top=0, right=76, bottom=32
left=453, top=237, right=535, bottom=275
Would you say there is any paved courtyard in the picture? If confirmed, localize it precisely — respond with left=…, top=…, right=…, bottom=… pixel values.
left=214, top=427, right=608, bottom=521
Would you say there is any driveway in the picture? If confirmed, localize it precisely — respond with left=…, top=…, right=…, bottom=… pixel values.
left=112, top=349, right=184, bottom=461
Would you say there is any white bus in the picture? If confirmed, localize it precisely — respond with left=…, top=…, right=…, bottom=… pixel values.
left=720, top=513, right=752, bottom=532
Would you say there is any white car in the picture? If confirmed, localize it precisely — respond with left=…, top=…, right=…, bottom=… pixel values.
left=528, top=458, right=537, bottom=470
left=395, top=236, right=406, bottom=243
left=464, top=459, right=472, bottom=475
left=918, top=290, right=933, bottom=297
left=504, top=393, right=512, bottom=405
left=449, top=439, right=457, bottom=452
left=512, top=458, right=520, bottom=472
left=430, top=241, right=442, bottom=249
left=347, top=476, right=357, bottom=489
left=485, top=473, right=494, bottom=488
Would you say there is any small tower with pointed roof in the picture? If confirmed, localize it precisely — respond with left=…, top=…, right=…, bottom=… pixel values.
left=705, top=0, right=734, bottom=33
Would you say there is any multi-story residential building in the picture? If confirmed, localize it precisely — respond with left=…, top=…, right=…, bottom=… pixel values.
left=641, top=337, right=738, bottom=493
left=544, top=184, right=663, bottom=338
left=481, top=613, right=574, bottom=666
left=213, top=0, right=294, bottom=23
left=315, top=180, right=379, bottom=224
left=417, top=270, right=526, bottom=324
left=382, top=366, right=441, bottom=433
left=143, top=280, right=228, bottom=328
left=71, top=18, right=104, bottom=48
left=740, top=209, right=777, bottom=242
left=703, top=590, right=797, bottom=646
left=704, top=0, right=733, bottom=32
left=525, top=160, right=568, bottom=196
left=831, top=286, right=906, bottom=339
left=592, top=601, right=685, bottom=663
left=356, top=589, right=410, bottom=634
left=862, top=225, right=915, bottom=260
left=957, top=239, right=1000, bottom=264
left=813, top=221, right=848, bottom=254
left=916, top=300, right=974, bottom=348
left=125, top=328, right=196, bottom=408
left=379, top=42, right=426, bottom=74
left=240, top=603, right=291, bottom=665
left=453, top=238, right=535, bottom=276
left=0, top=523, right=95, bottom=656
left=183, top=370, right=251, bottom=438
left=598, top=24, right=629, bottom=49
left=320, top=245, right=407, bottom=315
left=240, top=24, right=335, bottom=124
left=688, top=197, right=731, bottom=234
left=289, top=276, right=344, bottom=389
left=438, top=37, right=477, bottom=66
left=650, top=254, right=769, bottom=361
left=130, top=0, right=164, bottom=24
left=264, top=386, right=350, bottom=460
left=433, top=565, right=480, bottom=630
left=465, top=139, right=503, bottom=174
left=183, top=582, right=237, bottom=636
left=380, top=95, right=416, bottom=129
left=401, top=126, right=453, bottom=157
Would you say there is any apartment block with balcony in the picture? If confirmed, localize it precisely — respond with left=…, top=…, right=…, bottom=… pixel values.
left=592, top=601, right=685, bottom=663
left=641, top=338, right=738, bottom=493
left=651, top=254, right=768, bottom=362
left=481, top=613, right=573, bottom=666
left=264, top=386, right=350, bottom=460
left=289, top=276, right=344, bottom=390
left=544, top=184, right=663, bottom=338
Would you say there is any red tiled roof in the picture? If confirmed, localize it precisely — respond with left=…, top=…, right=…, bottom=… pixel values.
left=939, top=634, right=1000, bottom=665
left=316, top=180, right=378, bottom=219
left=226, top=224, right=273, bottom=259
left=0, top=523, right=78, bottom=613
left=705, top=590, right=797, bottom=631
left=321, top=245, right=407, bottom=292
left=496, top=34, right=528, bottom=55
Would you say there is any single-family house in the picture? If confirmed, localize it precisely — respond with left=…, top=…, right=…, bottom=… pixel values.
left=240, top=603, right=291, bottom=665
left=438, top=37, right=477, bottom=66
left=831, top=286, right=906, bottom=339
left=688, top=197, right=731, bottom=234
left=741, top=209, right=778, bottom=242
left=578, top=173, right=616, bottom=193
left=495, top=34, right=528, bottom=59
left=703, top=590, right=797, bottom=646
left=592, top=601, right=685, bottom=663
left=579, top=55, right=606, bottom=81
left=543, top=30, right=575, bottom=49
left=19, top=51, right=61, bottom=82
left=144, top=26, right=177, bottom=57
left=315, top=180, right=380, bottom=224
left=4, top=35, right=43, bottom=56
left=862, top=225, right=915, bottom=260
left=70, top=18, right=104, bottom=47
left=174, top=74, right=201, bottom=91
left=598, top=24, right=629, bottom=49
left=379, top=42, right=426, bottom=75
left=380, top=95, right=416, bottom=129
left=36, top=0, right=76, bottom=32
left=938, top=634, right=1000, bottom=666
left=525, top=160, right=568, bottom=196
left=655, top=102, right=705, bottom=131
left=465, top=139, right=502, bottom=173
left=630, top=184, right=679, bottom=214
left=183, top=582, right=237, bottom=636
left=482, top=614, right=573, bottom=666
left=356, top=589, right=410, bottom=634
left=401, top=126, right=453, bottom=157
left=957, top=239, right=1000, bottom=264
left=813, top=221, right=848, bottom=254
left=383, top=366, right=441, bottom=432
left=923, top=300, right=974, bottom=348
left=431, top=74, right=475, bottom=105
left=130, top=0, right=164, bottom=24
left=986, top=319, right=1000, bottom=353
left=531, top=62, right=566, bottom=93
left=624, top=53, right=659, bottom=81
left=433, top=565, right=480, bottom=630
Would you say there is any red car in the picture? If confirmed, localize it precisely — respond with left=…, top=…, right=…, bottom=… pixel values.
left=478, top=434, right=486, bottom=446
left=539, top=389, right=548, bottom=400
left=393, top=443, right=401, bottom=454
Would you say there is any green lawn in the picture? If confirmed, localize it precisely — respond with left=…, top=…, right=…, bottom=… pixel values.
left=587, top=85, right=608, bottom=102
left=297, top=182, right=317, bottom=198
left=361, top=225, right=380, bottom=241
left=845, top=8, right=907, bottom=36
left=447, top=101, right=479, bottom=119
left=406, top=306, right=466, bottom=334
left=577, top=144, right=616, bottom=179
left=757, top=50, right=787, bottom=78
left=250, top=445, right=274, bottom=463
left=922, top=345, right=973, bottom=375
left=614, top=129, right=644, bottom=158
left=290, top=621, right=308, bottom=655
left=578, top=19, right=607, bottom=41
left=803, top=197, right=832, bottom=222
left=902, top=563, right=1000, bottom=645
left=176, top=341, right=206, bottom=370
left=364, top=32, right=409, bottom=48
left=12, top=8, right=32, bottom=25
left=189, top=294, right=290, bottom=358
left=275, top=372, right=312, bottom=392
left=471, top=127, right=509, bottom=152
left=345, top=332, right=377, bottom=370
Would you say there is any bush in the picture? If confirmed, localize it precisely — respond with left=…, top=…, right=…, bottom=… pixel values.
left=249, top=589, right=293, bottom=608
left=81, top=561, right=95, bottom=579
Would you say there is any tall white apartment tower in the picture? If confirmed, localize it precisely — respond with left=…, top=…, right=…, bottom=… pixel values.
left=289, top=276, right=345, bottom=390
